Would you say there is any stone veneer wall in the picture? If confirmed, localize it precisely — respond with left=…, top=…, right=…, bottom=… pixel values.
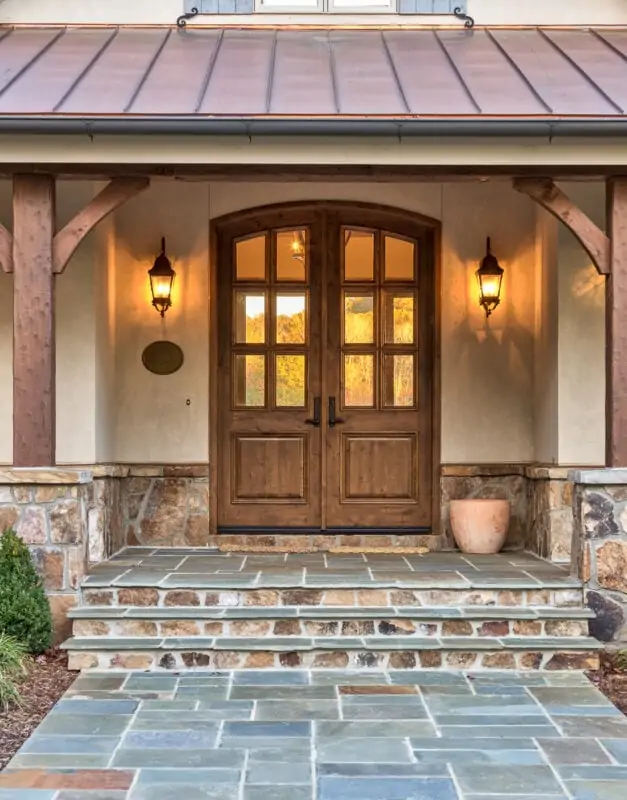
left=442, top=465, right=574, bottom=562
left=122, top=465, right=210, bottom=548
left=0, top=468, right=93, bottom=643
left=570, top=469, right=627, bottom=645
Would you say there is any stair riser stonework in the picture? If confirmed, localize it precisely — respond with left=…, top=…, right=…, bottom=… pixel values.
left=81, top=587, right=584, bottom=608
left=71, top=618, right=590, bottom=638
left=68, top=648, right=600, bottom=672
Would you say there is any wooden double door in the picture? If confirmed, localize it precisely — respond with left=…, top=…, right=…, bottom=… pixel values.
left=217, top=204, right=436, bottom=532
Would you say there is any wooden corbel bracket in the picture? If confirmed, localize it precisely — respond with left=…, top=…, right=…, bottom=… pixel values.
left=513, top=177, right=610, bottom=275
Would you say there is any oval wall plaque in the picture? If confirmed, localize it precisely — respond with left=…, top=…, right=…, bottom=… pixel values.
left=142, top=341, right=184, bottom=376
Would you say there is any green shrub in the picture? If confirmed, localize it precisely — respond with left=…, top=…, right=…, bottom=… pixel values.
left=0, top=529, right=53, bottom=654
left=0, top=633, right=28, bottom=710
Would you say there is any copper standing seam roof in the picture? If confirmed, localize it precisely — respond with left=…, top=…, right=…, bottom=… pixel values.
left=1, top=26, right=627, bottom=133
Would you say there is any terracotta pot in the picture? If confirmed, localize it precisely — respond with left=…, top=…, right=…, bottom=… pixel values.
left=449, top=499, right=511, bottom=554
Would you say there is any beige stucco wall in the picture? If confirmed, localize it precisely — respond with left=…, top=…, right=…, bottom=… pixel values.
left=0, top=178, right=607, bottom=465
left=556, top=183, right=605, bottom=466
left=1, top=0, right=626, bottom=25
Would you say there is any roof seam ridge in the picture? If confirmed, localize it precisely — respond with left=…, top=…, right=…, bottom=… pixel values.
left=380, top=30, right=411, bottom=116
left=538, top=28, right=624, bottom=115
left=194, top=30, right=225, bottom=114
left=431, top=29, right=481, bottom=115
left=265, top=29, right=278, bottom=115
left=53, top=28, right=120, bottom=114
left=0, top=26, right=66, bottom=100
left=124, top=27, right=172, bottom=114
left=484, top=28, right=553, bottom=115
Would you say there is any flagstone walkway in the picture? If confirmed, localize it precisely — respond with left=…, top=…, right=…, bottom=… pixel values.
left=2, top=670, right=627, bottom=799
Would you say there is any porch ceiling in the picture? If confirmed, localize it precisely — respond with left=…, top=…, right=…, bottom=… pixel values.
left=0, top=26, right=627, bottom=132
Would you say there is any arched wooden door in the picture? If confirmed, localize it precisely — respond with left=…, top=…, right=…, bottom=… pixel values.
left=215, top=203, right=437, bottom=533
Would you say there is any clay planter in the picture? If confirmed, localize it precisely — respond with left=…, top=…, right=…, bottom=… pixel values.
left=449, top=499, right=511, bottom=555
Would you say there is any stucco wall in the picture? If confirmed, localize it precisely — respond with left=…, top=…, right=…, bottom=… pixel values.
left=1, top=0, right=626, bottom=25
left=0, top=178, right=608, bottom=466
left=556, top=183, right=606, bottom=466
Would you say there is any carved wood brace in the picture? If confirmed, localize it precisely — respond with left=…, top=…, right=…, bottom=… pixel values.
left=0, top=177, right=150, bottom=274
left=513, top=177, right=610, bottom=275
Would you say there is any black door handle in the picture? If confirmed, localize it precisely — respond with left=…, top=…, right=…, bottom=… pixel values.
left=305, top=396, right=321, bottom=427
left=328, top=396, right=345, bottom=428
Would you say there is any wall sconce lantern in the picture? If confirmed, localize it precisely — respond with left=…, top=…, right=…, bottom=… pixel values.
left=476, top=237, right=504, bottom=318
left=148, top=238, right=176, bottom=317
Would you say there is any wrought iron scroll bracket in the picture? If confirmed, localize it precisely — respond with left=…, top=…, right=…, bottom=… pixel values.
left=454, top=6, right=475, bottom=28
left=176, top=6, right=199, bottom=28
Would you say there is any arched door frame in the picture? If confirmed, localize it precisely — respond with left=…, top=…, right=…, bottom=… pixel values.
left=208, top=200, right=441, bottom=537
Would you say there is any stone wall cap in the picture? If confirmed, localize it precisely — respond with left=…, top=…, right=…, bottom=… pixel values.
left=568, top=468, right=627, bottom=484
left=441, top=464, right=527, bottom=477
left=0, top=467, right=93, bottom=484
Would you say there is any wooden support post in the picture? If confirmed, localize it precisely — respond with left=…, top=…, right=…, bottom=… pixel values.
left=13, top=174, right=56, bottom=467
left=606, top=178, right=627, bottom=467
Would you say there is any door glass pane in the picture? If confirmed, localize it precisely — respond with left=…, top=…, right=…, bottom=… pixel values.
left=234, top=354, right=265, bottom=407
left=344, top=229, right=374, bottom=282
left=276, top=294, right=306, bottom=344
left=276, top=354, right=306, bottom=407
left=276, top=230, right=307, bottom=282
left=384, top=293, right=414, bottom=344
left=384, top=354, right=414, bottom=407
left=234, top=292, right=266, bottom=344
left=385, top=235, right=415, bottom=282
left=344, top=354, right=374, bottom=407
left=236, top=235, right=266, bottom=281
left=344, top=293, right=374, bottom=344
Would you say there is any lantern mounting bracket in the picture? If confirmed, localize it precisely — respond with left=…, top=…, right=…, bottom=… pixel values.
left=176, top=6, right=199, bottom=28
left=454, top=7, right=475, bottom=28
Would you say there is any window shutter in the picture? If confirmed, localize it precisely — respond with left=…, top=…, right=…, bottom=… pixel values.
left=186, top=0, right=466, bottom=13
left=184, top=0, right=255, bottom=13
left=399, top=0, right=467, bottom=13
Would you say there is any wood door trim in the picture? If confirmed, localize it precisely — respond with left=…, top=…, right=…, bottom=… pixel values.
left=210, top=201, right=441, bottom=533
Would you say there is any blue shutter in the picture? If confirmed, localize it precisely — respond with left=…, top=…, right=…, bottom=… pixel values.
left=184, top=0, right=255, bottom=13
left=187, top=0, right=465, bottom=14
left=399, top=1, right=467, bottom=13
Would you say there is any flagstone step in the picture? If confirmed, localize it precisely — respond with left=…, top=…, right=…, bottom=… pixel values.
left=69, top=605, right=594, bottom=620
left=80, top=585, right=584, bottom=609
left=68, top=548, right=600, bottom=673
left=63, top=635, right=601, bottom=672
left=68, top=607, right=593, bottom=639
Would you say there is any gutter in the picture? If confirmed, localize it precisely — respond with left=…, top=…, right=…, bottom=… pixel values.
left=0, top=116, right=626, bottom=137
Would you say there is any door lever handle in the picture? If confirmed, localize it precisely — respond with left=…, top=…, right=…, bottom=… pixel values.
left=305, top=396, right=321, bottom=427
left=328, top=396, right=345, bottom=428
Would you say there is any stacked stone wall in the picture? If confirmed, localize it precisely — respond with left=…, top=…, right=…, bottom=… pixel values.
left=570, top=470, right=627, bottom=645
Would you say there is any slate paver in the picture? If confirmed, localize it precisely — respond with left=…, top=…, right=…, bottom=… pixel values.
left=4, top=668, right=626, bottom=799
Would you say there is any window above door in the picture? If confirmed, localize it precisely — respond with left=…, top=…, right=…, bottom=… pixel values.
left=183, top=0, right=468, bottom=18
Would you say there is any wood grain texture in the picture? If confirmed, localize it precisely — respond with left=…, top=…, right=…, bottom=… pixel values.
left=53, top=177, right=149, bottom=273
left=214, top=202, right=437, bottom=531
left=514, top=177, right=610, bottom=275
left=0, top=221, right=13, bottom=272
left=12, top=174, right=55, bottom=467
left=606, top=178, right=627, bottom=466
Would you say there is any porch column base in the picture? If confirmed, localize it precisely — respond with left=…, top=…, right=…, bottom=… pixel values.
left=569, top=468, right=627, bottom=645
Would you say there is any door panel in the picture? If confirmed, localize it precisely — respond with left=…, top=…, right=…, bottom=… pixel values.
left=217, top=205, right=434, bottom=532
left=325, top=213, right=433, bottom=529
left=218, top=213, right=323, bottom=529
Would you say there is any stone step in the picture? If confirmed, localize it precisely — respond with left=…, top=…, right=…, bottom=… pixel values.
left=63, top=635, right=601, bottom=672
left=80, top=584, right=584, bottom=610
left=68, top=606, right=593, bottom=640
left=68, top=605, right=594, bottom=620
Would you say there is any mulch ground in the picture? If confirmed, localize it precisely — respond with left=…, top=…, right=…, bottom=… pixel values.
left=588, top=651, right=627, bottom=715
left=0, top=649, right=75, bottom=771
